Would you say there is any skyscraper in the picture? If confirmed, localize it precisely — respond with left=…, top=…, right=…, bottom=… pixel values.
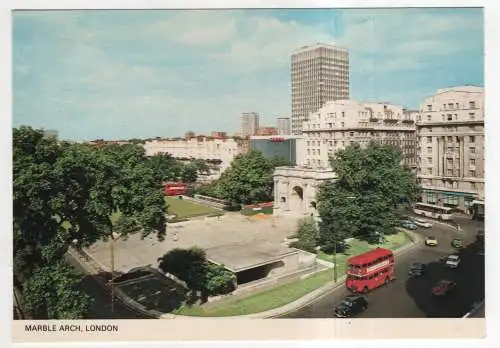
left=291, top=43, right=350, bottom=135
left=241, top=112, right=260, bottom=137
left=277, top=117, right=291, bottom=135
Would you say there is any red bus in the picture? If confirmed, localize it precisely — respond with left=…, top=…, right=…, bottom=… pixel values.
left=345, top=247, right=395, bottom=293
left=164, top=182, right=187, bottom=196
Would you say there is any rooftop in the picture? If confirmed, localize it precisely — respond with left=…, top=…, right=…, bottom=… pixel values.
left=291, top=43, right=348, bottom=54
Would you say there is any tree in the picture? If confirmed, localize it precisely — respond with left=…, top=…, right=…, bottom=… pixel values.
left=192, top=159, right=210, bottom=175
left=293, top=217, right=318, bottom=253
left=13, top=126, right=167, bottom=319
left=216, top=151, right=286, bottom=205
left=22, top=262, right=93, bottom=319
left=147, top=153, right=182, bottom=183
left=180, top=163, right=198, bottom=183
left=317, top=142, right=420, bottom=244
left=202, top=262, right=236, bottom=297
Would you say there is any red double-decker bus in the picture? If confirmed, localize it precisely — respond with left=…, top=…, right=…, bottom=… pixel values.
left=164, top=182, right=187, bottom=196
left=345, top=247, right=395, bottom=293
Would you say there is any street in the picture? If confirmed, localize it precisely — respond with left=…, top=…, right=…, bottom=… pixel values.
left=281, top=215, right=485, bottom=318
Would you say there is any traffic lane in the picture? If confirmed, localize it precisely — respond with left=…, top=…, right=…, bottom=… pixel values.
left=404, top=241, right=484, bottom=318
left=65, top=254, right=150, bottom=319
left=359, top=246, right=451, bottom=318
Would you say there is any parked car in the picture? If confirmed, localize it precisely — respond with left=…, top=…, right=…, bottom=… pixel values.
left=451, top=238, right=463, bottom=248
left=408, top=262, right=426, bottom=277
left=477, top=230, right=485, bottom=243
left=411, top=217, right=433, bottom=228
left=334, top=295, right=368, bottom=318
left=400, top=220, right=418, bottom=230
left=425, top=236, right=438, bottom=246
left=445, top=254, right=461, bottom=269
left=432, top=280, right=457, bottom=296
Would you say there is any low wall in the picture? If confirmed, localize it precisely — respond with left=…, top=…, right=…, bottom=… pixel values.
left=188, top=195, right=227, bottom=210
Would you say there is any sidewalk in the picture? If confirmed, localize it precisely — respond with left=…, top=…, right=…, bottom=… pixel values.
left=166, top=229, right=422, bottom=319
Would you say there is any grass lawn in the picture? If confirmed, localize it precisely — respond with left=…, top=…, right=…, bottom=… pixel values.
left=174, top=269, right=333, bottom=317
left=316, top=231, right=411, bottom=264
left=173, top=231, right=412, bottom=317
left=165, top=197, right=223, bottom=219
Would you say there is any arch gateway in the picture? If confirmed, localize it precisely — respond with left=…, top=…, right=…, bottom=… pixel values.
left=273, top=167, right=337, bottom=217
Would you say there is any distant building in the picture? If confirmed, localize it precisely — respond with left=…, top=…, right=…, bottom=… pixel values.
left=416, top=85, right=484, bottom=211
left=241, top=112, right=260, bottom=137
left=277, top=117, right=291, bottom=135
left=249, top=135, right=305, bottom=166
left=291, top=43, right=350, bottom=135
left=258, top=127, right=278, bottom=136
left=185, top=131, right=196, bottom=138
left=211, top=131, right=227, bottom=138
left=302, top=100, right=417, bottom=169
left=41, top=129, right=58, bottom=140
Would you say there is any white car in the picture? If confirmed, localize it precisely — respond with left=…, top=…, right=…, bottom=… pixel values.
left=411, top=218, right=433, bottom=228
left=445, top=255, right=461, bottom=269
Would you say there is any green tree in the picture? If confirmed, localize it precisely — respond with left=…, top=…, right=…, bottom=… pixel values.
left=147, top=153, right=182, bottom=183
left=216, top=151, right=285, bottom=205
left=202, top=262, right=236, bottom=297
left=180, top=163, right=198, bottom=183
left=13, top=126, right=167, bottom=319
left=317, top=142, right=420, bottom=243
left=192, top=159, right=210, bottom=175
left=293, top=217, right=318, bottom=253
left=22, top=262, right=93, bottom=319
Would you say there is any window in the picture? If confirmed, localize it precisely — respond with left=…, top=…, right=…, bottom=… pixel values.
left=318, top=149, right=321, bottom=155
left=447, top=114, right=453, bottom=121
left=469, top=101, right=476, bottom=109
left=427, top=168, right=433, bottom=175
left=469, top=136, right=476, bottom=143
left=447, top=136, right=452, bottom=142
left=427, top=115, right=432, bottom=121
left=341, top=122, right=345, bottom=127
left=447, top=159, right=453, bottom=166
left=469, top=113, right=475, bottom=120
left=427, top=105, right=432, bottom=111
left=307, top=149, right=310, bottom=155
left=328, top=123, right=332, bottom=128
left=442, top=104, right=446, bottom=110
left=469, top=170, right=476, bottom=177
left=350, top=132, right=354, bottom=137
left=307, top=141, right=310, bottom=146
left=448, top=103, right=454, bottom=109
left=427, top=157, right=432, bottom=164
left=447, top=169, right=453, bottom=176
left=470, top=159, right=476, bottom=165
left=342, top=112, right=345, bottom=117
left=427, top=146, right=432, bottom=154
left=470, top=147, right=476, bottom=154
left=427, top=136, right=432, bottom=143
left=442, top=114, right=445, bottom=121
left=456, top=103, right=459, bottom=109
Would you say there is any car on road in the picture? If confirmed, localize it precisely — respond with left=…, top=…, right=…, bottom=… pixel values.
left=432, top=280, right=457, bottom=296
left=334, top=295, right=368, bottom=318
left=451, top=237, right=463, bottom=248
left=411, top=217, right=433, bottom=228
left=400, top=220, right=418, bottom=230
left=445, top=254, right=461, bottom=269
left=408, top=262, right=426, bottom=277
left=425, top=236, right=438, bottom=246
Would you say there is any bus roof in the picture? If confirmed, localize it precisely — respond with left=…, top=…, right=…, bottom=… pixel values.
left=415, top=202, right=452, bottom=210
left=347, top=247, right=393, bottom=265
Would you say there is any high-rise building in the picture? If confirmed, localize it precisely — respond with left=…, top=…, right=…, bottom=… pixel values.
left=291, top=43, right=350, bottom=135
left=241, top=112, right=260, bottom=137
left=416, top=85, right=484, bottom=211
left=277, top=117, right=291, bottom=135
left=302, top=100, right=417, bottom=169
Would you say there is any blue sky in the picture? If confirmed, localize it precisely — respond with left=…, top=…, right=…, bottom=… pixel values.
left=13, top=8, right=484, bottom=141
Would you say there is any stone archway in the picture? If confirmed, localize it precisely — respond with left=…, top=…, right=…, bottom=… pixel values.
left=290, top=186, right=304, bottom=213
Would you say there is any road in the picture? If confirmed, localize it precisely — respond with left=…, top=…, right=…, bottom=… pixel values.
left=65, top=254, right=151, bottom=319
left=281, top=214, right=484, bottom=318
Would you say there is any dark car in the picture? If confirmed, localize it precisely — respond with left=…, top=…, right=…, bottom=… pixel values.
left=451, top=238, right=463, bottom=248
left=334, top=295, right=368, bottom=318
left=408, top=262, right=426, bottom=277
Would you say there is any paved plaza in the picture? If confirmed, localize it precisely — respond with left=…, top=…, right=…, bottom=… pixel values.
left=86, top=212, right=302, bottom=273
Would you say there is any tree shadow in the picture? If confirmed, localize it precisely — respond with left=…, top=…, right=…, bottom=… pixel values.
left=405, top=240, right=485, bottom=318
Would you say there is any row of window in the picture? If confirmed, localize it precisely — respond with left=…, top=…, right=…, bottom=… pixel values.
left=349, top=254, right=393, bottom=269
left=424, top=146, right=477, bottom=154
left=425, top=101, right=477, bottom=112
left=421, top=167, right=478, bottom=177
left=425, top=135, right=477, bottom=143
left=419, top=125, right=479, bottom=132
left=422, top=112, right=477, bottom=122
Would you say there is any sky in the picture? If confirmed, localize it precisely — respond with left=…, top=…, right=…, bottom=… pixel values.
left=12, top=8, right=484, bottom=141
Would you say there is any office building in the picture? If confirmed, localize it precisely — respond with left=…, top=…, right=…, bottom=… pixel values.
left=291, top=43, right=350, bottom=135
left=250, top=135, right=305, bottom=166
left=416, top=85, right=484, bottom=211
left=277, top=117, right=291, bottom=135
left=241, top=112, right=260, bottom=137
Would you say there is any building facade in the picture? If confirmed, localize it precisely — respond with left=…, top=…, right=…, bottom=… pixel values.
left=250, top=135, right=305, bottom=165
left=416, top=85, right=484, bottom=211
left=143, top=136, right=247, bottom=179
left=291, top=43, right=350, bottom=135
left=301, top=100, right=417, bottom=169
left=258, top=127, right=278, bottom=136
left=241, top=112, right=260, bottom=137
left=277, top=117, right=291, bottom=135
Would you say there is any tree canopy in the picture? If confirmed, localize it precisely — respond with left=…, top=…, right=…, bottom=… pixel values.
left=317, top=142, right=420, bottom=245
left=13, top=126, right=167, bottom=318
left=215, top=151, right=290, bottom=205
